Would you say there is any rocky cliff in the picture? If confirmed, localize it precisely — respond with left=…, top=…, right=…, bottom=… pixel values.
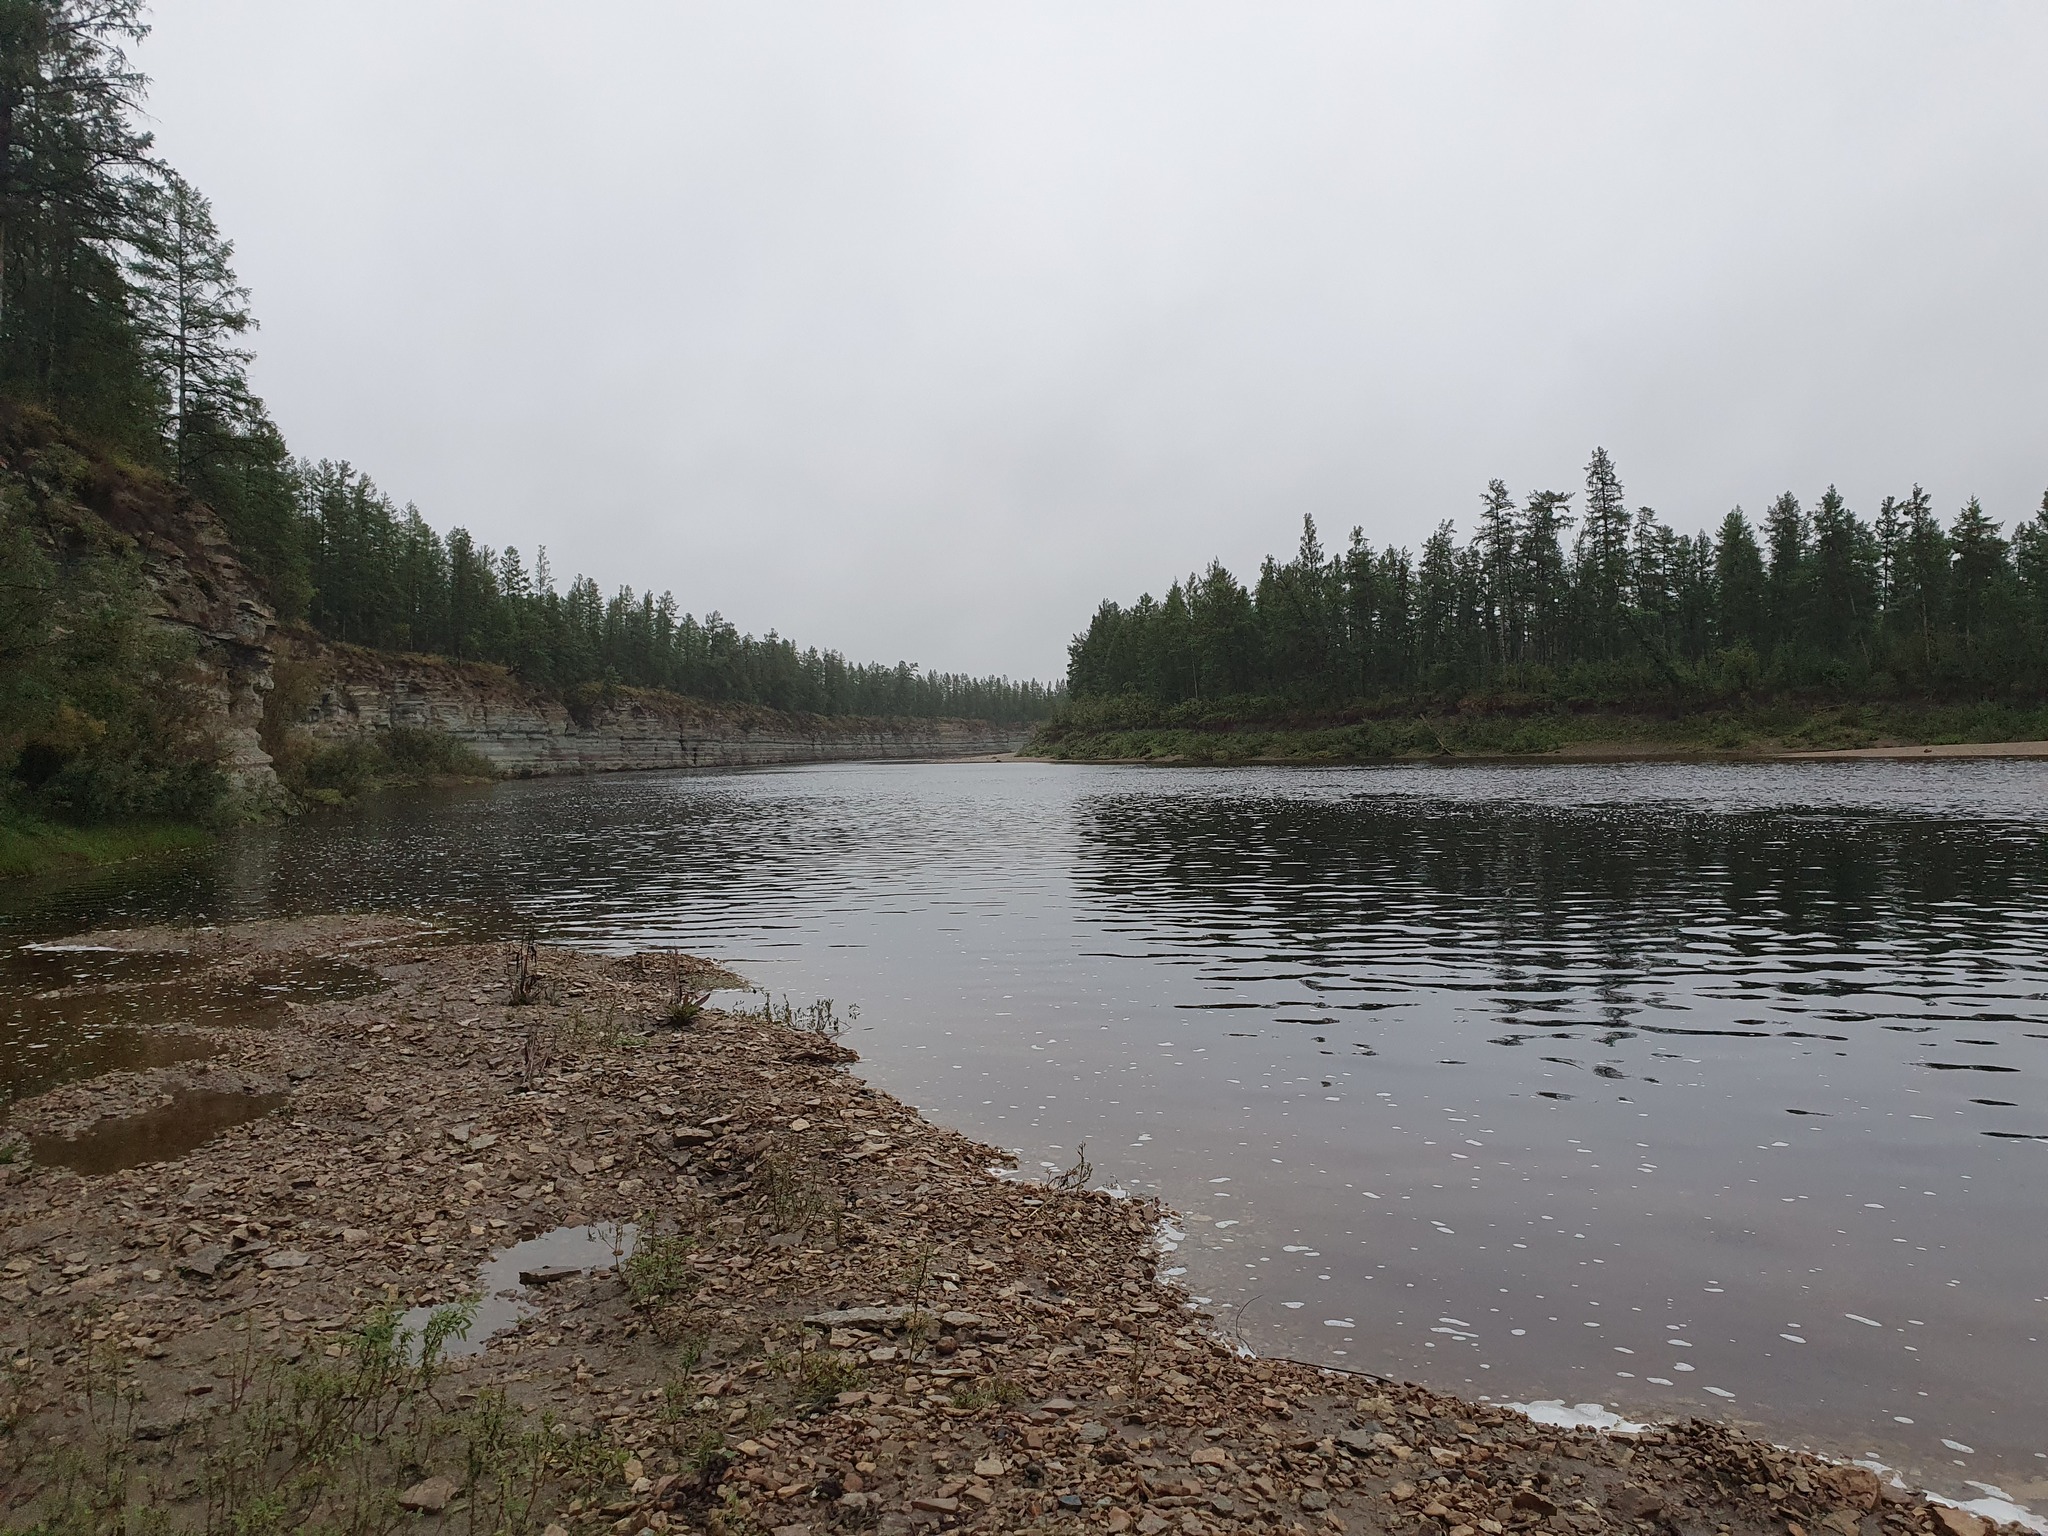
left=2, top=404, right=284, bottom=810
left=6, top=406, right=1024, bottom=809
left=281, top=637, right=1028, bottom=774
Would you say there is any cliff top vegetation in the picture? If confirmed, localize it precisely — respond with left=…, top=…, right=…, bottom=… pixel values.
left=0, top=0, right=1053, bottom=850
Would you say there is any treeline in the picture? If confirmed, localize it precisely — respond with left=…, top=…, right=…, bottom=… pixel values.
left=290, top=462, right=1054, bottom=721
left=0, top=0, right=1052, bottom=738
left=1068, top=448, right=2048, bottom=712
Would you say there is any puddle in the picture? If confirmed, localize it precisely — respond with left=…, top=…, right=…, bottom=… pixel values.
left=6, top=945, right=205, bottom=993
left=400, top=1223, right=638, bottom=1357
left=29, top=1090, right=289, bottom=1175
left=1, top=1024, right=218, bottom=1107
left=1, top=951, right=382, bottom=1106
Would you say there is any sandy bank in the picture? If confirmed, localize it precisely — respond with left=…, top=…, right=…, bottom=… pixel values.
left=0, top=919, right=2023, bottom=1536
left=1776, top=741, right=2048, bottom=760
left=1024, top=740, right=2048, bottom=768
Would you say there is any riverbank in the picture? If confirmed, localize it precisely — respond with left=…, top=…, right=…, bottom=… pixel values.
left=272, top=635, right=1035, bottom=780
left=1027, top=702, right=2048, bottom=766
left=0, top=815, right=212, bottom=881
left=0, top=919, right=2024, bottom=1536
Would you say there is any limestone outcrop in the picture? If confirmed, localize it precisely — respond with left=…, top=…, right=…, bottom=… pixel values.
left=284, top=638, right=1029, bottom=773
left=7, top=405, right=1024, bottom=803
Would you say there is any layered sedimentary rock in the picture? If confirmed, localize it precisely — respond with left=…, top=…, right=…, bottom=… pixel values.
left=2, top=404, right=284, bottom=807
left=5, top=403, right=1022, bottom=795
left=96, top=470, right=282, bottom=803
left=284, top=640, right=1028, bottom=773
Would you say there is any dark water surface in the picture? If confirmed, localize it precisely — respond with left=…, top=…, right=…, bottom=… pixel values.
left=3, top=760, right=2046, bottom=1512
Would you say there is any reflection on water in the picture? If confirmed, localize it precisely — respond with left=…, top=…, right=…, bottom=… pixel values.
left=0, top=953, right=381, bottom=1107
left=30, top=1088, right=288, bottom=1174
left=2, top=761, right=2046, bottom=1511
left=399, top=1223, right=638, bottom=1358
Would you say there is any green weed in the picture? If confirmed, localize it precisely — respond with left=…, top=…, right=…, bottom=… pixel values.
left=948, top=1376, right=1027, bottom=1412
left=788, top=1352, right=864, bottom=1412
left=621, top=1231, right=699, bottom=1311
left=8, top=1304, right=612, bottom=1536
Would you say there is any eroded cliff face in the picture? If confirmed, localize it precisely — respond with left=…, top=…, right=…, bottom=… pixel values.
left=5, top=406, right=1023, bottom=793
left=281, top=639, right=1028, bottom=772
left=86, top=457, right=283, bottom=804
left=1, top=406, right=285, bottom=809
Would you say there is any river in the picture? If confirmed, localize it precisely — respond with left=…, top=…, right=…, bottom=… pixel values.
left=4, top=758, right=2045, bottom=1515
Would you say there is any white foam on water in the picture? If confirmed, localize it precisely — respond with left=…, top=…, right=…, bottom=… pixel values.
left=1951, top=1495, right=2044, bottom=1533
left=1508, top=1400, right=1650, bottom=1433
left=1846, top=1458, right=2046, bottom=1534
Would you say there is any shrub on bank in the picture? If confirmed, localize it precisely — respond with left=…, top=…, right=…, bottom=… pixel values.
left=1029, top=698, right=2048, bottom=762
left=3, top=460, right=235, bottom=859
left=273, top=726, right=498, bottom=806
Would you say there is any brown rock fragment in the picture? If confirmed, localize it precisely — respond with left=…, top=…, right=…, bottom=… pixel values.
left=397, top=1475, right=455, bottom=1512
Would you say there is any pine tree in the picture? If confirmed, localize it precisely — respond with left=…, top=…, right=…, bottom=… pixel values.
left=1948, top=497, right=2007, bottom=652
left=1576, top=447, right=1631, bottom=659
left=1519, top=489, right=1574, bottom=669
left=0, top=0, right=159, bottom=444
left=1476, top=479, right=1517, bottom=672
left=127, top=171, right=255, bottom=479
left=2015, top=492, right=2048, bottom=635
left=1808, top=486, right=1875, bottom=667
left=1891, top=487, right=1947, bottom=675
left=1762, top=493, right=1807, bottom=656
left=1712, top=509, right=1766, bottom=655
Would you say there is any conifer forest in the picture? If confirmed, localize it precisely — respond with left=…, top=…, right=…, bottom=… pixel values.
left=1065, top=448, right=2048, bottom=716
left=0, top=1, right=1053, bottom=739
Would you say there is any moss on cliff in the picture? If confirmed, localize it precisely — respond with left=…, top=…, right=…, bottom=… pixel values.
left=1, top=402, right=244, bottom=839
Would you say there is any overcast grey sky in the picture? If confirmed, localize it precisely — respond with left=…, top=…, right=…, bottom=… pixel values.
left=141, top=3, right=2048, bottom=680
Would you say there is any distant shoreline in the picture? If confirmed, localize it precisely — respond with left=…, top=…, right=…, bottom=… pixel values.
left=1024, top=700, right=2048, bottom=769
left=1020, top=738, right=2048, bottom=767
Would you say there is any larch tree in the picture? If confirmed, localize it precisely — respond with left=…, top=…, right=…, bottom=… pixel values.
left=128, top=170, right=256, bottom=479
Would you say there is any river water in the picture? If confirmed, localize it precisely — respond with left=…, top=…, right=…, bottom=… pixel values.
left=4, top=759, right=2045, bottom=1513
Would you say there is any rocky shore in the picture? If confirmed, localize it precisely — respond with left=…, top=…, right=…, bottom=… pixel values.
left=0, top=919, right=2020, bottom=1536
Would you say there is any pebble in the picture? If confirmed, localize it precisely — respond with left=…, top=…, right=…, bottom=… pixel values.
left=397, top=1475, right=455, bottom=1512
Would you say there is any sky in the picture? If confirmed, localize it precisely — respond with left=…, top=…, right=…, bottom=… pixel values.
left=139, top=2, right=2048, bottom=682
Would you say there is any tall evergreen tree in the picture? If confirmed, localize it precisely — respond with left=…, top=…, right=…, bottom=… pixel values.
left=0, top=0, right=159, bottom=446
left=1519, top=489, right=1574, bottom=670
left=1891, top=486, right=1948, bottom=675
left=1476, top=479, right=1518, bottom=671
left=1762, top=492, right=1807, bottom=655
left=127, top=170, right=254, bottom=478
left=1712, top=508, right=1766, bottom=655
left=1576, top=447, right=1631, bottom=659
left=1948, top=497, right=2007, bottom=653
left=1807, top=486, right=1875, bottom=667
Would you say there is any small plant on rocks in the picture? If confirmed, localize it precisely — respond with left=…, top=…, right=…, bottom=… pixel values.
left=621, top=1230, right=699, bottom=1316
left=755, top=1153, right=833, bottom=1237
left=790, top=1351, right=865, bottom=1411
left=506, top=935, right=545, bottom=1005
left=949, top=1375, right=1027, bottom=1412
left=1050, top=1143, right=1094, bottom=1193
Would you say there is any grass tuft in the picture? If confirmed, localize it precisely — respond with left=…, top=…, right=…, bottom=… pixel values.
left=0, top=815, right=211, bottom=881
